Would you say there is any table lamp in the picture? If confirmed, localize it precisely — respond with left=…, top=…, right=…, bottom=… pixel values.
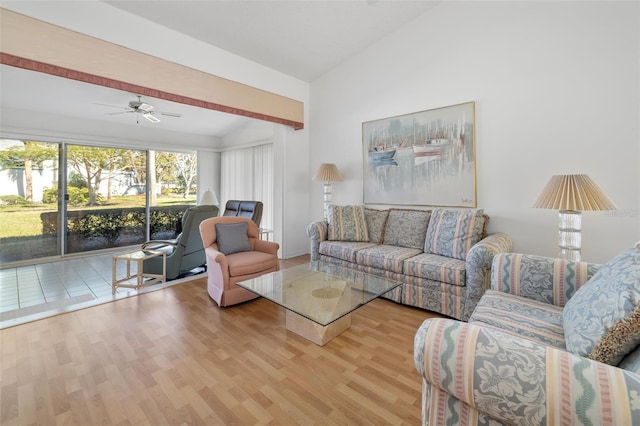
left=199, top=189, right=219, bottom=206
left=312, top=163, right=343, bottom=221
left=533, top=174, right=616, bottom=261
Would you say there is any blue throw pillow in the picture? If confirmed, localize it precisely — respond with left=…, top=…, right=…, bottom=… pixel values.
left=563, top=247, right=640, bottom=365
left=215, top=222, right=251, bottom=255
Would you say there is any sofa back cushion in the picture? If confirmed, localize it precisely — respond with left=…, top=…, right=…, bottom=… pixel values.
left=364, top=208, right=389, bottom=244
left=424, top=208, right=485, bottom=260
left=327, top=205, right=369, bottom=242
left=563, top=247, right=640, bottom=366
left=382, top=208, right=431, bottom=249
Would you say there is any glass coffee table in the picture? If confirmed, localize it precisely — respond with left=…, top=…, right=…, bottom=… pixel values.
left=237, top=262, right=402, bottom=346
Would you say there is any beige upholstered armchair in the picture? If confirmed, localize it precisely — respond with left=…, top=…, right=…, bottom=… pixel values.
left=199, top=216, right=279, bottom=307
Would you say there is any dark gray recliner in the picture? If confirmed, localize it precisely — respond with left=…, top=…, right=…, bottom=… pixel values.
left=141, top=204, right=218, bottom=280
left=222, top=200, right=263, bottom=227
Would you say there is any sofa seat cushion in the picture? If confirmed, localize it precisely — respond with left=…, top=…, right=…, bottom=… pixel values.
left=319, top=241, right=377, bottom=263
left=355, top=245, right=422, bottom=274
left=404, top=253, right=466, bottom=286
left=226, top=251, right=279, bottom=277
left=563, top=247, right=640, bottom=365
left=470, top=290, right=566, bottom=349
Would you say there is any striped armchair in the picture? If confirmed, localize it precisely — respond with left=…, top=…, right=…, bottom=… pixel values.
left=414, top=251, right=640, bottom=425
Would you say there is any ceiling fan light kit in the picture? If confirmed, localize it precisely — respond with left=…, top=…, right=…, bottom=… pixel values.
left=130, top=100, right=154, bottom=112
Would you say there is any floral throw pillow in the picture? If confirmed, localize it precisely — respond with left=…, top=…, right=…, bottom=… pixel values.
left=327, top=205, right=369, bottom=242
left=563, top=247, right=640, bottom=366
left=364, top=208, right=389, bottom=244
left=382, top=209, right=431, bottom=250
left=424, top=208, right=485, bottom=260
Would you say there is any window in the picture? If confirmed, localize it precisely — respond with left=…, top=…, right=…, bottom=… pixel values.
left=0, top=139, right=198, bottom=264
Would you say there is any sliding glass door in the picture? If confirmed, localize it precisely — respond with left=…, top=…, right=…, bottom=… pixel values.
left=65, top=145, right=149, bottom=254
left=0, top=139, right=61, bottom=263
left=0, top=139, right=198, bottom=265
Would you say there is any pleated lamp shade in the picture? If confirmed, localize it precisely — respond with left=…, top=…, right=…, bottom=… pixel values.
left=312, top=163, right=344, bottom=183
left=533, top=174, right=616, bottom=211
left=533, top=174, right=615, bottom=261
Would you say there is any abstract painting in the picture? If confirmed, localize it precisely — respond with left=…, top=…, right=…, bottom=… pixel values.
left=362, top=101, right=476, bottom=207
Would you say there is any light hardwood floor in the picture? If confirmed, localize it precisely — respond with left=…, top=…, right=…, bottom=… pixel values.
left=0, top=256, right=441, bottom=425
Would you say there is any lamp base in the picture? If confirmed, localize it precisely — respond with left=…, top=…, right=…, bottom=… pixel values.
left=558, top=210, right=581, bottom=262
left=323, top=182, right=332, bottom=222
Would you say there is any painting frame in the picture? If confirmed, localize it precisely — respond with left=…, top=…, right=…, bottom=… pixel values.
left=362, top=101, right=476, bottom=207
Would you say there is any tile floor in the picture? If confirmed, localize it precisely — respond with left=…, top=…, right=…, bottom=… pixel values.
left=0, top=250, right=202, bottom=328
left=0, top=252, right=116, bottom=313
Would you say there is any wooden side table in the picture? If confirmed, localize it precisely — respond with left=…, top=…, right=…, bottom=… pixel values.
left=112, top=249, right=166, bottom=295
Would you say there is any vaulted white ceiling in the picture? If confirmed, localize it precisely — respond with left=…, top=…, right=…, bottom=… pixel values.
left=103, top=0, right=439, bottom=82
left=1, top=1, right=438, bottom=141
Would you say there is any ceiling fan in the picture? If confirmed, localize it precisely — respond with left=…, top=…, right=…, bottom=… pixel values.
left=95, top=95, right=182, bottom=124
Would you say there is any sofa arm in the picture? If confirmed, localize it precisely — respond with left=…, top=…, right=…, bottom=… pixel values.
left=462, top=232, right=512, bottom=321
left=306, top=221, right=328, bottom=261
left=490, top=253, right=601, bottom=307
left=415, top=318, right=640, bottom=425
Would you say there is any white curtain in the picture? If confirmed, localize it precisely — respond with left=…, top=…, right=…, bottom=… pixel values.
left=220, top=143, right=274, bottom=229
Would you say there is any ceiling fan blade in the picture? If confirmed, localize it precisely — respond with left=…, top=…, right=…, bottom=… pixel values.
left=108, top=111, right=130, bottom=115
left=94, top=102, right=128, bottom=110
left=143, top=112, right=160, bottom=123
left=138, top=102, right=154, bottom=112
left=159, top=112, right=182, bottom=118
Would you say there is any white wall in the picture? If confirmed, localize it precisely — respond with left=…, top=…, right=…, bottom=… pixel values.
left=196, top=150, right=221, bottom=208
left=310, top=1, right=639, bottom=264
left=3, top=1, right=311, bottom=259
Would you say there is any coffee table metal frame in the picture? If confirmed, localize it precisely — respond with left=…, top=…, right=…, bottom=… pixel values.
left=237, top=262, right=401, bottom=346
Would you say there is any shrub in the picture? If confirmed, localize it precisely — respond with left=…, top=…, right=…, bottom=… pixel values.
left=42, top=187, right=57, bottom=204
left=42, top=185, right=89, bottom=206
left=68, top=172, right=87, bottom=189
left=40, top=205, right=191, bottom=247
left=150, top=208, right=184, bottom=234
left=0, top=195, right=27, bottom=205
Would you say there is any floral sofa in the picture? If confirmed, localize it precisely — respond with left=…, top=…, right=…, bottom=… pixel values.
left=307, top=205, right=512, bottom=321
left=414, top=248, right=640, bottom=425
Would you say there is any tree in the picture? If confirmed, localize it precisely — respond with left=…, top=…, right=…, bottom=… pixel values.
left=103, top=148, right=129, bottom=201
left=66, top=145, right=110, bottom=205
left=0, top=140, right=57, bottom=202
left=151, top=151, right=179, bottom=204
left=174, top=153, right=197, bottom=199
